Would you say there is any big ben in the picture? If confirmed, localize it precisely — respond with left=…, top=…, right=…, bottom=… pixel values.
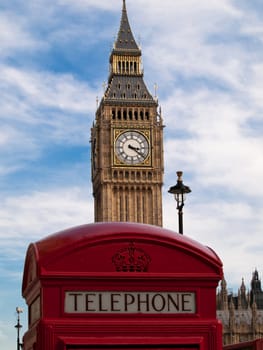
left=91, top=0, right=164, bottom=226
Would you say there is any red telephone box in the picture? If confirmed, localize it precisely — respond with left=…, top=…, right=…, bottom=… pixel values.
left=224, top=339, right=263, bottom=349
left=22, top=222, right=223, bottom=350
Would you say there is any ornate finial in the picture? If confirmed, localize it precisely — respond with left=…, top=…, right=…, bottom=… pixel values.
left=138, top=34, right=141, bottom=49
left=102, top=81, right=107, bottom=93
left=154, top=82, right=158, bottom=100
left=112, top=242, right=151, bottom=272
left=177, top=171, right=183, bottom=181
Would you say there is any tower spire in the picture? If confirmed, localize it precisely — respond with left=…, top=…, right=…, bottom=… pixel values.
left=114, top=0, right=140, bottom=52
left=105, top=1, right=155, bottom=103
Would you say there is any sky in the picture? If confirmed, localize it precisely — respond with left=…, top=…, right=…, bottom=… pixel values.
left=1, top=0, right=263, bottom=348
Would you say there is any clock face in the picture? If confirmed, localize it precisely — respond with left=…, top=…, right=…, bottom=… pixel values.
left=115, top=130, right=150, bottom=165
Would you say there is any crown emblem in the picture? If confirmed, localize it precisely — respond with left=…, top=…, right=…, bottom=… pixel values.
left=112, top=242, right=151, bottom=272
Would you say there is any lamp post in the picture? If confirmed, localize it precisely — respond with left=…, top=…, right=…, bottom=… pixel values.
left=168, top=171, right=191, bottom=234
left=15, top=307, right=23, bottom=350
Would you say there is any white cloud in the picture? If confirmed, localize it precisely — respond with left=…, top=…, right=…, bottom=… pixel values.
left=163, top=195, right=263, bottom=288
left=57, top=0, right=116, bottom=11
left=1, top=66, right=97, bottom=115
left=161, top=82, right=263, bottom=198
left=0, top=187, right=93, bottom=254
left=0, top=65, right=97, bottom=176
left=248, top=63, right=263, bottom=109
left=130, top=1, right=261, bottom=97
left=0, top=321, right=10, bottom=343
left=239, top=6, right=263, bottom=42
left=0, top=12, right=42, bottom=57
left=0, top=126, right=41, bottom=175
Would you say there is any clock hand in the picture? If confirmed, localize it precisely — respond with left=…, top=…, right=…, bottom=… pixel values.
left=128, top=144, right=140, bottom=151
left=128, top=144, right=145, bottom=158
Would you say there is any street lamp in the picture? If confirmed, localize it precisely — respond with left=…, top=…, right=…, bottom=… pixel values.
left=15, top=307, right=23, bottom=350
left=168, top=171, right=191, bottom=235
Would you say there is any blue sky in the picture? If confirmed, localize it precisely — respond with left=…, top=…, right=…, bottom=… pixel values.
left=1, top=0, right=263, bottom=348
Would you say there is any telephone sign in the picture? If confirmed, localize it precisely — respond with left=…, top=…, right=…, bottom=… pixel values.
left=65, top=291, right=196, bottom=314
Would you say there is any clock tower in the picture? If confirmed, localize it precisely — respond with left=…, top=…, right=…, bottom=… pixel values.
left=91, top=0, right=164, bottom=226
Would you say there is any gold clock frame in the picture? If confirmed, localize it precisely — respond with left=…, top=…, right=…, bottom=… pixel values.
left=113, top=128, right=152, bottom=167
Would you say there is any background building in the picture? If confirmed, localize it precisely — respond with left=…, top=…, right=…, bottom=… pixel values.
left=217, top=270, right=263, bottom=346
